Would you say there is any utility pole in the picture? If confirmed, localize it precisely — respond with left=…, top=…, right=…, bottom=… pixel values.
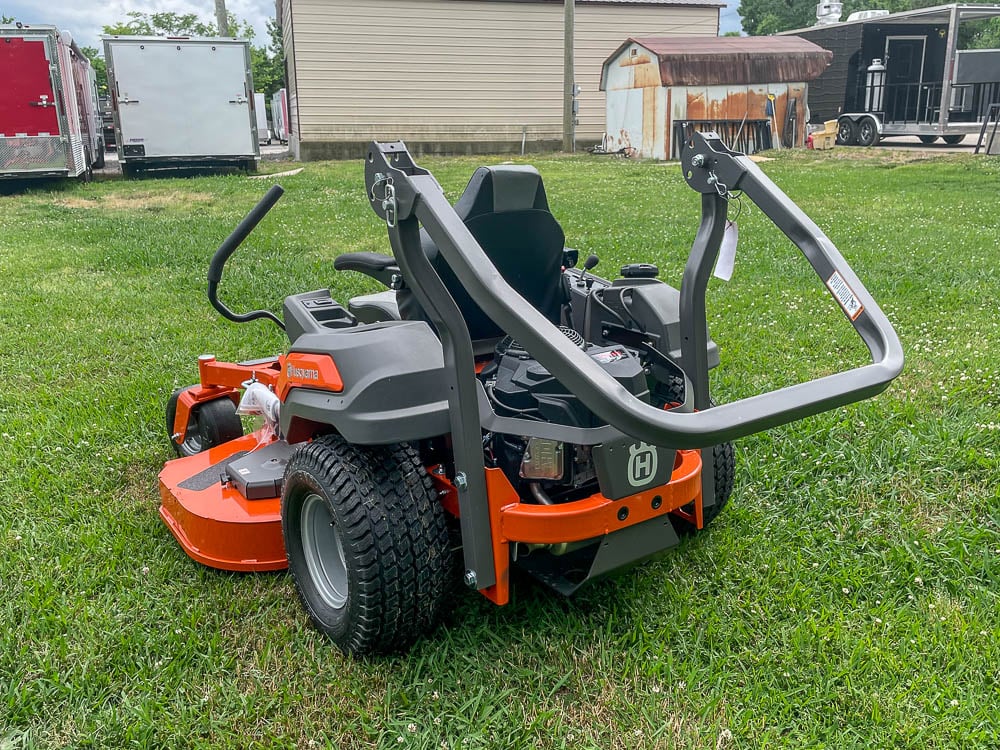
left=215, top=0, right=229, bottom=36
left=562, top=0, right=575, bottom=152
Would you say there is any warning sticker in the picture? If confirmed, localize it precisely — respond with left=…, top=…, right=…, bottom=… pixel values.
left=826, top=271, right=864, bottom=321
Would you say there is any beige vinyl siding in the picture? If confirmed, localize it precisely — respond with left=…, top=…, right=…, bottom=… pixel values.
left=292, top=0, right=563, bottom=143
left=575, top=5, right=717, bottom=139
left=287, top=0, right=718, bottom=148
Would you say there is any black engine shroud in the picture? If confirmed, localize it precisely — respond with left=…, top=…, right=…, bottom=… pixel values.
left=481, top=334, right=650, bottom=498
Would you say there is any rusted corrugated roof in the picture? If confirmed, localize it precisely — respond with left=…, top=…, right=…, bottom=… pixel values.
left=603, top=35, right=833, bottom=87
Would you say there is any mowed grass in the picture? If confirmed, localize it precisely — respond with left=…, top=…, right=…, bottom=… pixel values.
left=0, top=147, right=998, bottom=749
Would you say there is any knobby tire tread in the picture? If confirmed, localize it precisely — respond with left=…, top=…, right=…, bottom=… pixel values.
left=285, top=435, right=453, bottom=655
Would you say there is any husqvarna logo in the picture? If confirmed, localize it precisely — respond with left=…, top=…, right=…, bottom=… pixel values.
left=287, top=364, right=319, bottom=381
left=627, top=442, right=657, bottom=487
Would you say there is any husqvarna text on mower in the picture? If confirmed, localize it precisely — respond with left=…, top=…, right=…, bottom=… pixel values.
left=158, top=133, right=903, bottom=655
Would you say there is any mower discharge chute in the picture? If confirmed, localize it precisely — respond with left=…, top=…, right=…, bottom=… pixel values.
left=158, top=132, right=903, bottom=655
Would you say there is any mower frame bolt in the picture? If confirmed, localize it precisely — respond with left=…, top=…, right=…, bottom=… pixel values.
left=617, top=506, right=630, bottom=521
left=454, top=472, right=468, bottom=491
left=463, top=569, right=478, bottom=589
left=651, top=495, right=662, bottom=510
left=691, top=154, right=706, bottom=168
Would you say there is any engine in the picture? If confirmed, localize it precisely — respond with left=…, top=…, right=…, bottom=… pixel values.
left=480, top=328, right=649, bottom=502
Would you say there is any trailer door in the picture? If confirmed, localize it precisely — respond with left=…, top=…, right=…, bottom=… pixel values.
left=111, top=41, right=255, bottom=157
left=884, top=36, right=927, bottom=123
left=0, top=35, right=60, bottom=136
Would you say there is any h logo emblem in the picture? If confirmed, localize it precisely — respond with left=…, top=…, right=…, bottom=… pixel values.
left=627, top=442, right=657, bottom=488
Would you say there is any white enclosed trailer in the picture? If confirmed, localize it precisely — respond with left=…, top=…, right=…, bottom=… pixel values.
left=103, top=36, right=259, bottom=176
left=253, top=92, right=272, bottom=144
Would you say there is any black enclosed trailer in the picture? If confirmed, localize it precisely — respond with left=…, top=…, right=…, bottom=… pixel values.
left=783, top=3, right=1000, bottom=145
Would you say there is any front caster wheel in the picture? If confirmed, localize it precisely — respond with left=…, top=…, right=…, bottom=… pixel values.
left=282, top=435, right=454, bottom=656
left=165, top=388, right=243, bottom=457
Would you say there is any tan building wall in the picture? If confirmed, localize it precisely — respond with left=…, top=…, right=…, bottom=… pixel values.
left=279, top=0, right=719, bottom=158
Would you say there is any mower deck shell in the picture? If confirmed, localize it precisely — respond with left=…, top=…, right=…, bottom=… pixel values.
left=158, top=430, right=287, bottom=572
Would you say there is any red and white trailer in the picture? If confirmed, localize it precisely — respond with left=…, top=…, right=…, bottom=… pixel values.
left=0, top=24, right=104, bottom=180
left=271, top=87, right=289, bottom=144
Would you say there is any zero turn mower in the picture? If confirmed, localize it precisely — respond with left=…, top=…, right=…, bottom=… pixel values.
left=159, top=133, right=903, bottom=655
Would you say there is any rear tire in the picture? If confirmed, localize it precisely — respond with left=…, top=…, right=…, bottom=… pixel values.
left=942, top=134, right=965, bottom=145
left=857, top=117, right=880, bottom=147
left=836, top=118, right=858, bottom=146
left=918, top=135, right=939, bottom=144
left=93, top=142, right=106, bottom=169
left=166, top=387, right=243, bottom=457
left=282, top=435, right=454, bottom=656
left=653, top=377, right=735, bottom=532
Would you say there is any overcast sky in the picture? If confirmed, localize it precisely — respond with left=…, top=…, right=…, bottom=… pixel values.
left=2, top=0, right=742, bottom=51
left=1, top=0, right=275, bottom=49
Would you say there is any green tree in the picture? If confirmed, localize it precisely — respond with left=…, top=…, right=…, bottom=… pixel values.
left=80, top=46, right=108, bottom=96
left=739, top=0, right=1000, bottom=41
left=250, top=19, right=285, bottom=99
left=738, top=0, right=956, bottom=37
left=102, top=12, right=218, bottom=37
left=102, top=11, right=285, bottom=96
left=1, top=12, right=15, bottom=23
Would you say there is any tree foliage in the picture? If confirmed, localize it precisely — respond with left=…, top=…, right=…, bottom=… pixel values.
left=739, top=0, right=1000, bottom=48
left=101, top=11, right=285, bottom=98
left=80, top=46, right=108, bottom=96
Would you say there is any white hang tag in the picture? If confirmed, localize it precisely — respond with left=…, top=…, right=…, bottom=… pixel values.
left=713, top=221, right=738, bottom=281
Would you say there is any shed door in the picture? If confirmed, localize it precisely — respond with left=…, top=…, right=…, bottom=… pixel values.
left=0, top=35, right=59, bottom=136
left=884, top=37, right=926, bottom=123
left=112, top=42, right=254, bottom=157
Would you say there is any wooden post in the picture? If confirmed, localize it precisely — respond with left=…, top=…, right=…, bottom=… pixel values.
left=215, top=0, right=230, bottom=36
left=562, top=0, right=575, bottom=152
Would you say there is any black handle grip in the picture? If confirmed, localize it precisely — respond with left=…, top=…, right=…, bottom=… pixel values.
left=207, top=185, right=286, bottom=330
left=208, top=184, right=284, bottom=285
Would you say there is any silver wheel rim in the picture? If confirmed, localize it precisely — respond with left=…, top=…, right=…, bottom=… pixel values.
left=301, top=492, right=348, bottom=610
left=180, top=416, right=202, bottom=454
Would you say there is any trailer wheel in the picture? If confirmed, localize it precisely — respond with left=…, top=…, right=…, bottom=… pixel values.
left=93, top=141, right=106, bottom=170
left=80, top=147, right=94, bottom=183
left=857, top=117, right=880, bottom=147
left=282, top=435, right=454, bottom=656
left=165, top=388, right=243, bottom=457
left=836, top=118, right=858, bottom=146
left=918, top=135, right=939, bottom=144
left=652, top=378, right=735, bottom=532
left=942, top=135, right=965, bottom=145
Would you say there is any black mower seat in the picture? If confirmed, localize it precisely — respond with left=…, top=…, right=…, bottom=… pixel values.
left=397, top=165, right=566, bottom=341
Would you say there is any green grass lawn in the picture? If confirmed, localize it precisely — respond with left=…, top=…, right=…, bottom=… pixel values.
left=1, top=147, right=998, bottom=749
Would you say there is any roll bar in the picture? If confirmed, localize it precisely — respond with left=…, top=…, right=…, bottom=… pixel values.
left=365, top=135, right=903, bottom=448
left=364, top=134, right=903, bottom=590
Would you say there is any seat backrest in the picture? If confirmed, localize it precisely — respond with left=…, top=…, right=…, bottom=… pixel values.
left=399, top=165, right=566, bottom=342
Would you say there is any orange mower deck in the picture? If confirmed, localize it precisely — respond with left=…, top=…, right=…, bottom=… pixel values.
left=158, top=430, right=287, bottom=572
left=158, top=429, right=703, bottom=582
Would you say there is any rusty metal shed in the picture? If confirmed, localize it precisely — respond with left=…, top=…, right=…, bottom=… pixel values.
left=600, top=36, right=833, bottom=159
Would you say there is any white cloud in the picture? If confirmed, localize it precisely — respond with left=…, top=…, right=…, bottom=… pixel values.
left=2, top=0, right=274, bottom=49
